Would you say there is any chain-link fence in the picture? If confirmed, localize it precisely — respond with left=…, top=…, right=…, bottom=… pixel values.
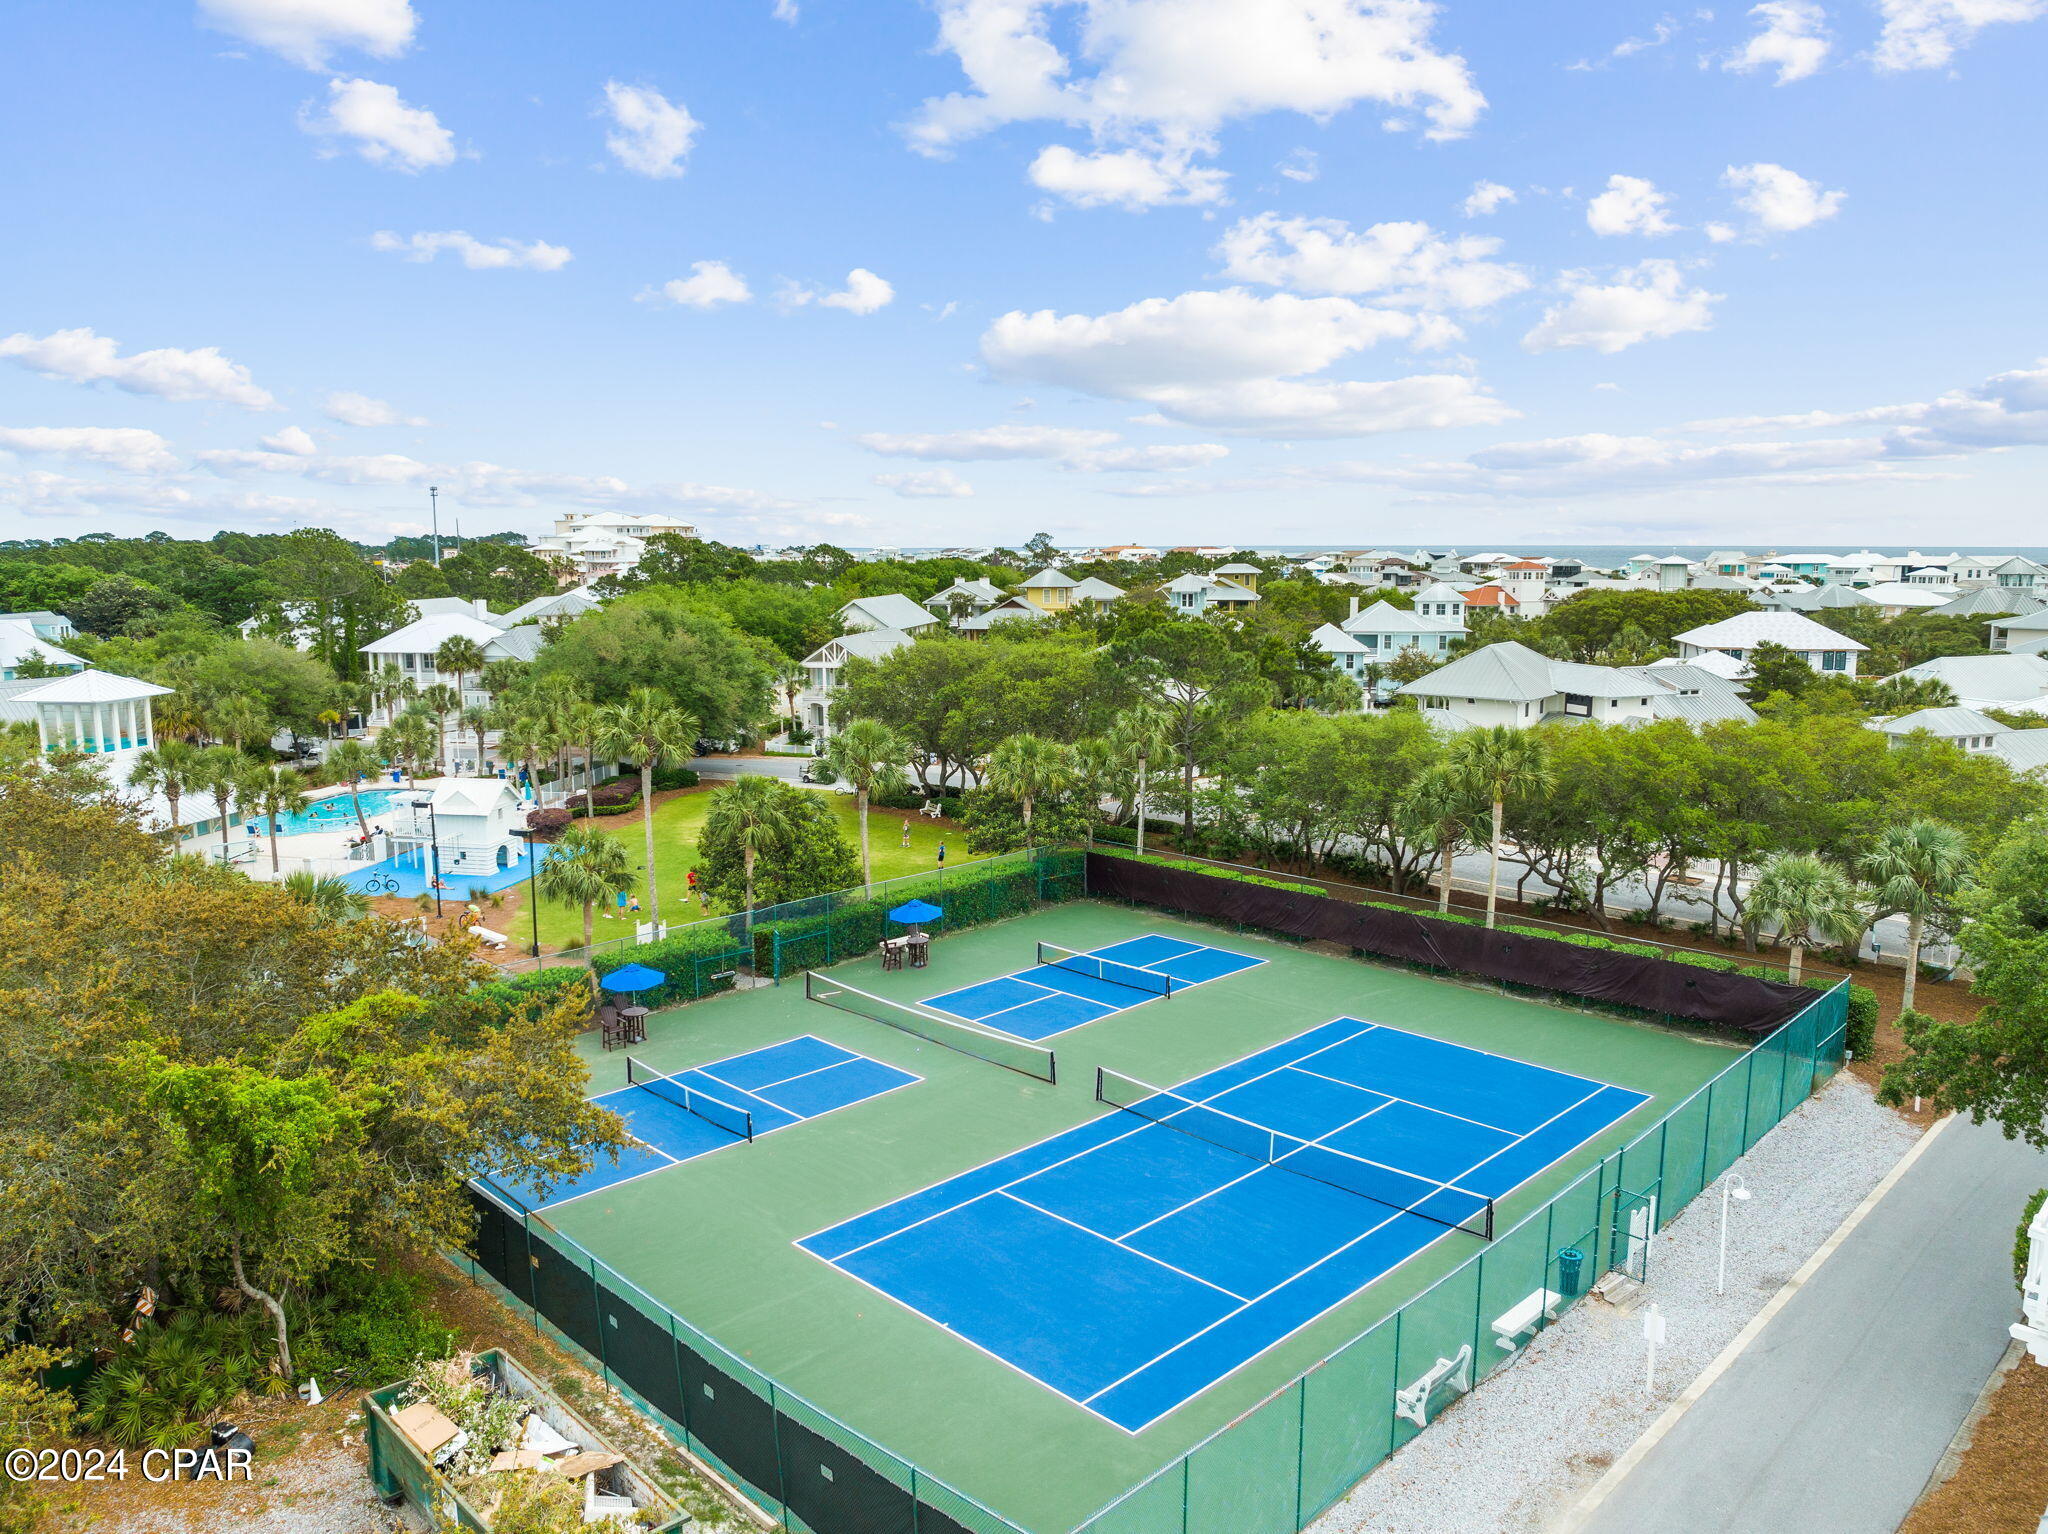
left=459, top=962, right=1845, bottom=1534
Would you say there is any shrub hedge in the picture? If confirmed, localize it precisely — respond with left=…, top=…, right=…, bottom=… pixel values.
left=1094, top=848, right=1875, bottom=1043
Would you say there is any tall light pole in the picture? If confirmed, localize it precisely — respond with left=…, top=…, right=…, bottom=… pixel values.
left=1717, top=1174, right=1751, bottom=1296
left=428, top=485, right=441, bottom=567
left=517, top=827, right=542, bottom=958
left=409, top=793, right=444, bottom=917
left=1135, top=752, right=1148, bottom=857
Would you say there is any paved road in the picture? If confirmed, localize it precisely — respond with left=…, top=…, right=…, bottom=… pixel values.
left=1574, top=1116, right=2048, bottom=1534
left=687, top=754, right=810, bottom=780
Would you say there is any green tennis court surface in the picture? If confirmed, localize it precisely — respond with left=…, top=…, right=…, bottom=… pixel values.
left=532, top=901, right=1741, bottom=1532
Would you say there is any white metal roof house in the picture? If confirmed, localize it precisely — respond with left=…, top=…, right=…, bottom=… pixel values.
left=1989, top=611, right=2048, bottom=652
left=1070, top=575, right=1126, bottom=610
left=392, top=776, right=531, bottom=879
left=956, top=597, right=1051, bottom=634
left=797, top=628, right=919, bottom=739
left=924, top=577, right=1006, bottom=623
left=1395, top=641, right=1705, bottom=730
left=1856, top=580, right=1956, bottom=617
left=1673, top=611, right=1867, bottom=677
left=1928, top=587, right=2047, bottom=619
left=0, top=619, right=85, bottom=680
left=1895, top=653, right=2048, bottom=714
left=0, top=668, right=173, bottom=784
left=1761, top=584, right=1875, bottom=615
left=1336, top=597, right=1467, bottom=659
left=0, top=610, right=77, bottom=642
left=1161, top=572, right=1260, bottom=617
left=838, top=593, right=940, bottom=636
left=1868, top=706, right=2013, bottom=751
left=361, top=613, right=549, bottom=717
left=494, top=587, right=601, bottom=628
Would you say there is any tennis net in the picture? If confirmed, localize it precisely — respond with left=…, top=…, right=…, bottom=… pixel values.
left=806, top=973, right=1057, bottom=1083
left=625, top=1057, right=755, bottom=1142
left=1095, top=1066, right=1494, bottom=1239
left=1036, top=941, right=1176, bottom=999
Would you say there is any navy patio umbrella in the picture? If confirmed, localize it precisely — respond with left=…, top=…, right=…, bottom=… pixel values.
left=598, top=963, right=666, bottom=993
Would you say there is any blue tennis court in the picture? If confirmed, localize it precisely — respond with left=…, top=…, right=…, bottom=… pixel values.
left=920, top=933, right=1266, bottom=1041
left=499, top=1036, right=920, bottom=1212
left=799, top=1018, right=1648, bottom=1432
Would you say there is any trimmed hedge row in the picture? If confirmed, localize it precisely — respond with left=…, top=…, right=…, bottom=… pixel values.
left=1096, top=848, right=1874, bottom=1052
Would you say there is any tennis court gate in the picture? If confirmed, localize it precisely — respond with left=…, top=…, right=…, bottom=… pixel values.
left=456, top=984, right=1846, bottom=1534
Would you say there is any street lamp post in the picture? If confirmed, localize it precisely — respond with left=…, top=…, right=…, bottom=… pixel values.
left=517, top=828, right=541, bottom=957
left=1135, top=752, right=1147, bottom=857
left=1717, top=1173, right=1751, bottom=1296
left=409, top=794, right=444, bottom=918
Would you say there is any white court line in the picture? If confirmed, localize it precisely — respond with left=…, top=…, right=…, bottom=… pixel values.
left=529, top=1145, right=682, bottom=1212
left=999, top=1191, right=1249, bottom=1303
left=1114, top=1095, right=1398, bottom=1243
left=1286, top=1064, right=1518, bottom=1137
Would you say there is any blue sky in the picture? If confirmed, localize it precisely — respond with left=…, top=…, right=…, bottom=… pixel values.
left=3, top=0, right=2046, bottom=550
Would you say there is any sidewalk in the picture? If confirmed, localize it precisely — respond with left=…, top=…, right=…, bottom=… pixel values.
left=1566, top=1116, right=2048, bottom=1534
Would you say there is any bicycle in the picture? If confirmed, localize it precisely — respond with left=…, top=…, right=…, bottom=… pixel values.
left=362, top=873, right=400, bottom=895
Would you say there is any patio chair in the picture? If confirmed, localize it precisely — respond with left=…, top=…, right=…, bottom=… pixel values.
left=597, top=1004, right=626, bottom=1052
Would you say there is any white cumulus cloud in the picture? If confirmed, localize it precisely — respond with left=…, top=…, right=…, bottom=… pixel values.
left=1718, top=162, right=1845, bottom=238
left=301, top=77, right=456, bottom=171
left=1278, top=148, right=1320, bottom=183
left=785, top=269, right=896, bottom=314
left=907, top=0, right=1485, bottom=209
left=856, top=425, right=1122, bottom=461
left=1215, top=213, right=1529, bottom=311
left=1461, top=180, right=1516, bottom=217
left=874, top=468, right=974, bottom=498
left=1724, top=1, right=1832, bottom=82
left=1873, top=0, right=2047, bottom=71
left=981, top=287, right=1512, bottom=437
left=0, top=326, right=278, bottom=410
left=602, top=82, right=699, bottom=179
left=1027, top=145, right=1228, bottom=210
left=1586, top=174, right=1678, bottom=237
left=198, top=0, right=416, bottom=68
left=642, top=261, right=754, bottom=309
left=322, top=390, right=426, bottom=427
left=0, top=426, right=179, bottom=474
left=260, top=425, right=319, bottom=455
left=370, top=230, right=572, bottom=270
left=1523, top=261, right=1721, bottom=353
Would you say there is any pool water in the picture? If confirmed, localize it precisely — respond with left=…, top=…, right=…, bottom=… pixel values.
left=254, top=787, right=405, bottom=837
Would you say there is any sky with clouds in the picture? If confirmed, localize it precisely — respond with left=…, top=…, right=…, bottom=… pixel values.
left=3, top=0, right=2046, bottom=550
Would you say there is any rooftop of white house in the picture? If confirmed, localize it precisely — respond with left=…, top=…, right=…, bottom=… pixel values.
left=1674, top=611, right=1869, bottom=652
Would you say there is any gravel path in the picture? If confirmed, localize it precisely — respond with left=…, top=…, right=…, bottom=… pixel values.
left=1310, top=1073, right=1922, bottom=1534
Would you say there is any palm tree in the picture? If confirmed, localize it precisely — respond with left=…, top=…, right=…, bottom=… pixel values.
left=1448, top=726, right=1553, bottom=929
left=1104, top=703, right=1175, bottom=828
left=459, top=704, right=494, bottom=773
left=1398, top=763, right=1486, bottom=914
left=985, top=733, right=1073, bottom=843
left=322, top=738, right=383, bottom=836
left=478, top=659, right=529, bottom=703
left=281, top=870, right=370, bottom=920
left=129, top=739, right=205, bottom=836
left=824, top=718, right=908, bottom=891
left=241, top=765, right=313, bottom=874
left=209, top=693, right=272, bottom=754
left=495, top=712, right=555, bottom=805
left=435, top=634, right=489, bottom=711
left=190, top=746, right=251, bottom=864
left=415, top=683, right=461, bottom=774
left=596, top=687, right=699, bottom=920
left=1861, top=820, right=1972, bottom=1013
left=716, top=774, right=796, bottom=921
left=378, top=710, right=438, bottom=788
left=559, top=700, right=604, bottom=803
left=370, top=663, right=416, bottom=722
left=535, top=821, right=634, bottom=955
left=1747, top=853, right=1866, bottom=984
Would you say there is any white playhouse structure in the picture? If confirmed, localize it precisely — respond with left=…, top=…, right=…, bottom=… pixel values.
left=387, top=777, right=533, bottom=881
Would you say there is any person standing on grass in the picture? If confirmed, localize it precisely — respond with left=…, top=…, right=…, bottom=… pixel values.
left=936, top=841, right=946, bottom=868
left=901, top=817, right=911, bottom=848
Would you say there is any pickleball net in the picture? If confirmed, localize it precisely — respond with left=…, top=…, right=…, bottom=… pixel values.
left=625, top=1056, right=755, bottom=1142
left=806, top=972, right=1057, bottom=1083
left=1095, top=1066, right=1494, bottom=1239
left=1036, top=940, right=1176, bottom=998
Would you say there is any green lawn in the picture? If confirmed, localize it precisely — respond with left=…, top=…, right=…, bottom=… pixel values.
left=527, top=785, right=962, bottom=952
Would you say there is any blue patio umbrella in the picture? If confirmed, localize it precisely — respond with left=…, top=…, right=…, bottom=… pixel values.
left=888, top=899, right=944, bottom=935
left=598, top=963, right=666, bottom=993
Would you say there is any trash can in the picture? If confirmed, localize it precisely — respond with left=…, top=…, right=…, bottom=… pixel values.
left=1556, top=1247, right=1585, bottom=1298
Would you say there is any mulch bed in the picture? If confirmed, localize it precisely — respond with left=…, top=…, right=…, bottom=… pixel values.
left=1900, top=1346, right=2048, bottom=1534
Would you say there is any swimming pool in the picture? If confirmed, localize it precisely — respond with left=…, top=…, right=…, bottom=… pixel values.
left=254, top=787, right=406, bottom=837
